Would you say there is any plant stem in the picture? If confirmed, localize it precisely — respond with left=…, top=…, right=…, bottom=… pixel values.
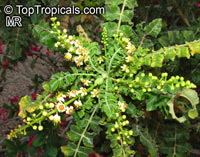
left=74, top=104, right=99, bottom=157
left=13, top=84, right=97, bottom=137
left=117, top=0, right=127, bottom=33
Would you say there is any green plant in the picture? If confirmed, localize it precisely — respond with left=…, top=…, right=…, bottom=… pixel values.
left=3, top=0, right=200, bottom=156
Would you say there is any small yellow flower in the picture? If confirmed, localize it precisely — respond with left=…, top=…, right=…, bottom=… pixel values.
left=83, top=55, right=89, bottom=62
left=74, top=100, right=82, bottom=108
left=64, top=52, right=72, bottom=61
left=122, top=37, right=130, bottom=43
left=85, top=65, right=91, bottom=71
left=81, top=79, right=91, bottom=86
left=91, top=89, right=99, bottom=98
left=66, top=106, right=74, bottom=114
left=79, top=87, right=87, bottom=97
left=126, top=42, right=136, bottom=54
left=126, top=55, right=133, bottom=63
left=82, top=49, right=89, bottom=55
left=98, top=57, right=104, bottom=64
left=56, top=102, right=66, bottom=112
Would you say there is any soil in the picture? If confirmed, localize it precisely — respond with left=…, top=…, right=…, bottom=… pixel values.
left=0, top=44, right=64, bottom=156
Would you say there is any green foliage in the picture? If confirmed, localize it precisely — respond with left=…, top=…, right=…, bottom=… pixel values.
left=2, top=0, right=200, bottom=157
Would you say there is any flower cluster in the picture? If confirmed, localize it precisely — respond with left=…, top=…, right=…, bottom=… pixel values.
left=50, top=17, right=89, bottom=67
left=113, top=33, right=136, bottom=73
left=107, top=113, right=134, bottom=146
left=115, top=72, right=196, bottom=96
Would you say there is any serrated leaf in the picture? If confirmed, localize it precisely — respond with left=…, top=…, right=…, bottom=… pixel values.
left=158, top=36, right=170, bottom=47
left=49, top=79, right=59, bottom=93
left=119, top=25, right=133, bottom=37
left=165, top=48, right=176, bottom=61
left=67, top=125, right=94, bottom=148
left=61, top=143, right=92, bottom=157
left=121, top=10, right=134, bottom=24
left=146, top=95, right=158, bottom=111
left=176, top=46, right=190, bottom=59
left=168, top=31, right=180, bottom=44
left=126, top=0, right=138, bottom=9
left=151, top=53, right=164, bottom=67
left=105, top=0, right=122, bottom=6
left=100, top=92, right=117, bottom=118
left=183, top=31, right=194, bottom=41
left=105, top=0, right=137, bottom=9
left=103, top=5, right=120, bottom=21
left=144, top=18, right=162, bottom=37
left=143, top=56, right=152, bottom=66
left=189, top=42, right=200, bottom=56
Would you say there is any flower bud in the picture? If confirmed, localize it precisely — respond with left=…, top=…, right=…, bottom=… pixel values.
left=33, top=125, right=37, bottom=130
left=38, top=125, right=43, bottom=131
left=42, top=111, right=47, bottom=116
left=111, top=128, right=115, bottom=132
left=122, top=115, right=126, bottom=119
left=39, top=105, right=44, bottom=110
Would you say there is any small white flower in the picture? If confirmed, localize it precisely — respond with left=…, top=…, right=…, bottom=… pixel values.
left=74, top=100, right=82, bottom=108
left=56, top=102, right=66, bottom=112
left=91, top=89, right=99, bottom=98
left=118, top=101, right=127, bottom=111
left=69, top=90, right=79, bottom=98
left=126, top=42, right=136, bottom=54
left=121, top=64, right=129, bottom=73
left=66, top=106, right=74, bottom=114
left=69, top=47, right=75, bottom=53
left=53, top=114, right=61, bottom=124
left=75, top=40, right=82, bottom=47
left=79, top=87, right=87, bottom=97
left=69, top=35, right=73, bottom=40
left=76, top=48, right=84, bottom=55
left=56, top=94, right=66, bottom=102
